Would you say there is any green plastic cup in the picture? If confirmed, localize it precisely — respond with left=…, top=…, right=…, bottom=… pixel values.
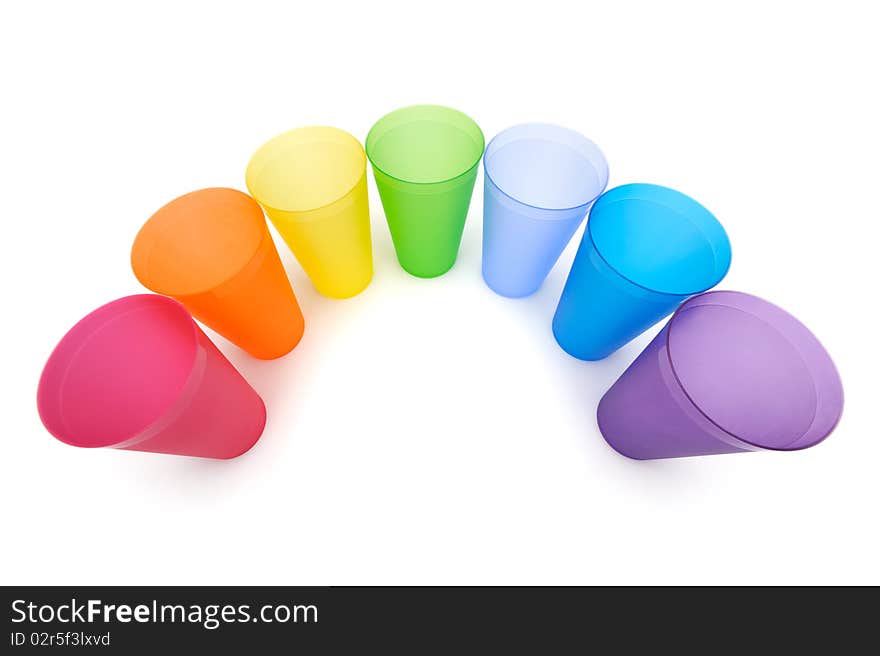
left=366, top=105, right=484, bottom=278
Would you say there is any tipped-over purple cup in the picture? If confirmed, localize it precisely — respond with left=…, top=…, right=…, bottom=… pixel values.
left=597, top=291, right=844, bottom=460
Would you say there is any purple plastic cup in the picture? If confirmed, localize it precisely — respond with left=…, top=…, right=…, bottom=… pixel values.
left=597, top=291, right=844, bottom=460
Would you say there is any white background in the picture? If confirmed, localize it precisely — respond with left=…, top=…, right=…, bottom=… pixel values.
left=1, top=1, right=877, bottom=585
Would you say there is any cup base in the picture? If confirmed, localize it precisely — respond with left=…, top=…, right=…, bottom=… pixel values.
left=125, top=398, right=268, bottom=460
left=596, top=398, right=648, bottom=460
left=551, top=319, right=609, bottom=361
left=482, top=271, right=541, bottom=299
left=398, top=259, right=457, bottom=279
left=217, top=399, right=267, bottom=459
left=248, top=321, right=305, bottom=360
left=313, top=270, right=373, bottom=300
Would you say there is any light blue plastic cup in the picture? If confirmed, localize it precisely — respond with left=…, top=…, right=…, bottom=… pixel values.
left=482, top=124, right=609, bottom=298
left=552, top=183, right=732, bottom=360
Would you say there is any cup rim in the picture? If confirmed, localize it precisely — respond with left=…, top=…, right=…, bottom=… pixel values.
left=586, top=183, right=732, bottom=297
left=131, top=188, right=271, bottom=297
left=482, top=123, right=610, bottom=213
left=365, top=104, right=485, bottom=186
left=664, top=290, right=845, bottom=452
left=37, top=295, right=200, bottom=449
left=245, top=126, right=367, bottom=215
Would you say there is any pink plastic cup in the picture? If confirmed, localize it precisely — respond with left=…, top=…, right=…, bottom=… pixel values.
left=37, top=295, right=266, bottom=459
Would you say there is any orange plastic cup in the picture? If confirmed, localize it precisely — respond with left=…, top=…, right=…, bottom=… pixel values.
left=132, top=188, right=304, bottom=359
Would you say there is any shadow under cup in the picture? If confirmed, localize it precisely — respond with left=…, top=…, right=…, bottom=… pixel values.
left=597, top=291, right=844, bottom=460
left=482, top=124, right=609, bottom=298
left=553, top=184, right=732, bottom=361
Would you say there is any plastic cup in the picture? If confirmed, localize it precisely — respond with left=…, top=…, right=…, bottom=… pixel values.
left=366, top=105, right=484, bottom=278
left=37, top=295, right=267, bottom=459
left=553, top=183, right=732, bottom=360
left=132, top=187, right=304, bottom=360
left=246, top=127, right=373, bottom=299
left=482, top=124, right=609, bottom=298
left=597, top=291, right=844, bottom=460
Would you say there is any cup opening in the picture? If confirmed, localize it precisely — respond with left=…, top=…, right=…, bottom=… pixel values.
left=246, top=126, right=366, bottom=213
left=587, top=183, right=731, bottom=296
left=365, top=105, right=484, bottom=185
left=483, top=123, right=609, bottom=212
left=666, top=291, right=844, bottom=451
left=37, top=295, right=199, bottom=449
left=131, top=188, right=267, bottom=297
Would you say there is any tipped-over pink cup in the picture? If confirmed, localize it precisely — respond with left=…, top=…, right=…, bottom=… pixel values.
left=37, top=295, right=266, bottom=459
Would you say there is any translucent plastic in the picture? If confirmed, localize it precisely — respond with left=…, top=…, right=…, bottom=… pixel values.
left=37, top=295, right=266, bottom=459
left=132, top=188, right=304, bottom=360
left=366, top=105, right=484, bottom=278
left=553, top=184, right=731, bottom=360
left=597, top=291, right=844, bottom=460
left=482, top=124, right=609, bottom=297
left=246, top=127, right=373, bottom=298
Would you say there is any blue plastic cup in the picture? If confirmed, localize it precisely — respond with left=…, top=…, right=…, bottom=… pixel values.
left=482, top=124, right=609, bottom=298
left=552, top=183, right=732, bottom=360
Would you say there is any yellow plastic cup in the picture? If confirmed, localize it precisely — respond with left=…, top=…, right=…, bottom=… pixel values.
left=246, top=127, right=373, bottom=299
